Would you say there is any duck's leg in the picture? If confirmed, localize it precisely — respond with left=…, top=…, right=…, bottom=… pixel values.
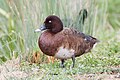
left=72, top=55, right=75, bottom=68
left=60, top=59, right=65, bottom=68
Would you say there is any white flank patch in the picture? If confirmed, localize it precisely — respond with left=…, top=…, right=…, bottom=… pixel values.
left=84, top=37, right=87, bottom=41
left=54, top=46, right=75, bottom=59
left=93, top=43, right=98, bottom=48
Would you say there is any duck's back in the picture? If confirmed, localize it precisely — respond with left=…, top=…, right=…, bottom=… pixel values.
left=58, top=28, right=98, bottom=57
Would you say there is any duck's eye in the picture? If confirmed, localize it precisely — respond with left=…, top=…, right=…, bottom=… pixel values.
left=49, top=20, right=52, bottom=23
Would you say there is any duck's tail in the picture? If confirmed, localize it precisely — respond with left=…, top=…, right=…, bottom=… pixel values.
left=84, top=35, right=99, bottom=53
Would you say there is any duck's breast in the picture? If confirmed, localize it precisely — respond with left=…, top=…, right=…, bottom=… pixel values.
left=39, top=31, right=63, bottom=56
left=54, top=46, right=75, bottom=59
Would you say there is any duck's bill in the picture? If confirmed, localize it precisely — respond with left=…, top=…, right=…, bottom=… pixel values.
left=34, top=24, right=46, bottom=32
left=40, top=24, right=47, bottom=31
left=34, top=28, right=41, bottom=32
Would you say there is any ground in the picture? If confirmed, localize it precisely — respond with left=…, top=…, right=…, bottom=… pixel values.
left=0, top=31, right=120, bottom=80
left=0, top=56, right=120, bottom=80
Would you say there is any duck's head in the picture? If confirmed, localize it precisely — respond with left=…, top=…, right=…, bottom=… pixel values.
left=35, top=15, right=63, bottom=34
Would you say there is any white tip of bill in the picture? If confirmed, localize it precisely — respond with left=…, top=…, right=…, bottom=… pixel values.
left=34, top=28, right=41, bottom=32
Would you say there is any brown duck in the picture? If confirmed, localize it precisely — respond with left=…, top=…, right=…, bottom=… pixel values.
left=35, top=11, right=99, bottom=68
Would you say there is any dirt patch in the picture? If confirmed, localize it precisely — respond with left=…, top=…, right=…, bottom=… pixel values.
left=0, top=58, right=28, bottom=80
left=73, top=65, right=120, bottom=80
left=0, top=58, right=120, bottom=80
left=74, top=73, right=120, bottom=80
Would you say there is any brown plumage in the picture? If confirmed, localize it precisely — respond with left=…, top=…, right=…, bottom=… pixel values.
left=35, top=12, right=99, bottom=68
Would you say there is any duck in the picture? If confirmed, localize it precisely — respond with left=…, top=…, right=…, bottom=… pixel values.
left=35, top=10, right=99, bottom=68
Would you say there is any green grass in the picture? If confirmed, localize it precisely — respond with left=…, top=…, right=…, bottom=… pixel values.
left=0, top=0, right=100, bottom=63
left=0, top=0, right=120, bottom=62
left=0, top=0, right=120, bottom=79
left=7, top=36, right=119, bottom=80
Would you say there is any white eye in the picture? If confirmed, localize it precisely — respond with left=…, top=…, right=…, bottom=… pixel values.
left=49, top=20, right=52, bottom=23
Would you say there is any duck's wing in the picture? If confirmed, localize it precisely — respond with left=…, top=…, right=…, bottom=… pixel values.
left=59, top=28, right=99, bottom=56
